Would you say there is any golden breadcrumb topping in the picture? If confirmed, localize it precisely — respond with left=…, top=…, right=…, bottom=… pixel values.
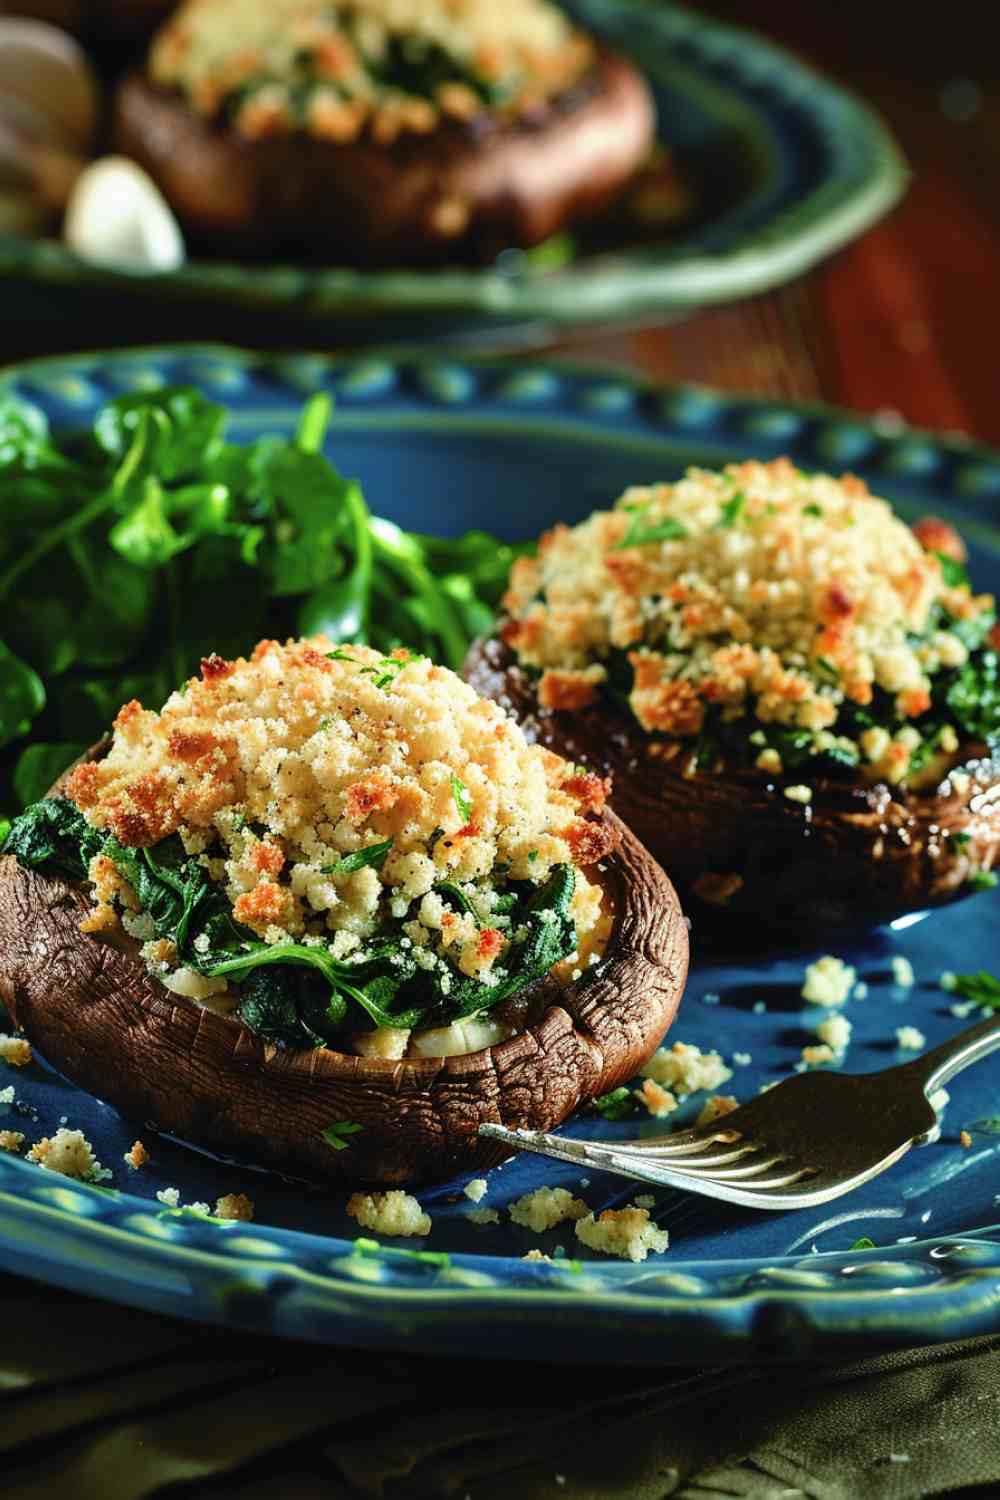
left=502, top=459, right=995, bottom=782
left=151, top=0, right=593, bottom=142
left=0, top=1131, right=24, bottom=1153
left=66, top=639, right=611, bottom=1003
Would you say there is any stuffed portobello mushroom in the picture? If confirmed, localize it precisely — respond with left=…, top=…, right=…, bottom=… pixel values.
left=0, top=639, right=686, bottom=1185
left=113, top=0, right=656, bottom=263
left=465, top=460, right=1000, bottom=935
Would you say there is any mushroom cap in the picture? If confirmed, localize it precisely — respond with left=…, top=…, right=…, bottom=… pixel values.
left=465, top=634, right=1000, bottom=938
left=0, top=755, right=687, bottom=1185
left=112, top=48, right=655, bottom=263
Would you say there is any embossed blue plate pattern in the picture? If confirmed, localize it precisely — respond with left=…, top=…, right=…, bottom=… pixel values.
left=2, top=347, right=1000, bottom=1363
left=0, top=0, right=906, bottom=340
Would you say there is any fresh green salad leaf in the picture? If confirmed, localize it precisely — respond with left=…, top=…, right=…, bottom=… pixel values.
left=850, top=1237, right=876, bottom=1250
left=450, top=773, right=472, bottom=824
left=613, top=512, right=688, bottom=549
left=0, top=384, right=522, bottom=818
left=321, top=839, right=394, bottom=876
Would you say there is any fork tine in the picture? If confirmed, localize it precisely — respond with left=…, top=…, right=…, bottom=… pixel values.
left=665, top=1151, right=788, bottom=1180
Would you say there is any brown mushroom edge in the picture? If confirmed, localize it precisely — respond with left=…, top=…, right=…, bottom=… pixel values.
left=465, top=635, right=1000, bottom=939
left=0, top=768, right=687, bottom=1188
left=113, top=49, right=655, bottom=264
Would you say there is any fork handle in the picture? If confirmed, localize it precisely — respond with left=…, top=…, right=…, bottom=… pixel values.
left=907, top=1013, right=1000, bottom=1094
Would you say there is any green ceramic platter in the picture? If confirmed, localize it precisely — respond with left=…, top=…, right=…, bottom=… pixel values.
left=0, top=1, right=907, bottom=344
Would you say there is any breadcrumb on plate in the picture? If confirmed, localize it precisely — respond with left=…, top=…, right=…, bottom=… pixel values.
left=509, top=1186, right=588, bottom=1232
left=574, top=1207, right=669, bottom=1263
left=640, top=1041, right=732, bottom=1096
left=695, top=1094, right=739, bottom=1127
left=215, top=1192, right=254, bottom=1221
left=640, top=1078, right=678, bottom=1118
left=463, top=1177, right=489, bottom=1204
left=466, top=1207, right=501, bottom=1225
left=347, top=1190, right=431, bottom=1238
left=895, top=1025, right=926, bottom=1051
left=123, top=1140, right=148, bottom=1170
left=0, top=1130, right=24, bottom=1153
left=0, top=1034, right=32, bottom=1068
left=960, top=1130, right=973, bottom=1149
left=27, top=1128, right=111, bottom=1182
left=801, top=956, right=856, bottom=1007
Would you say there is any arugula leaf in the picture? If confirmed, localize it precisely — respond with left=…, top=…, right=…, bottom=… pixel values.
left=450, top=773, right=472, bottom=824
left=850, top=1237, right=876, bottom=1250
left=320, top=1121, right=364, bottom=1151
left=943, top=971, right=1000, bottom=1007
left=322, top=839, right=394, bottom=876
left=593, top=1086, right=639, bottom=1120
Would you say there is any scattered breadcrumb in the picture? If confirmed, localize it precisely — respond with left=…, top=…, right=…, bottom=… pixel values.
left=633, top=1193, right=656, bottom=1209
left=0, top=1130, right=24, bottom=1153
left=575, top=1207, right=669, bottom=1263
left=732, top=1052, right=752, bottom=1067
left=0, top=1085, right=14, bottom=1105
left=156, top=1186, right=181, bottom=1208
left=801, top=956, right=856, bottom=1007
left=27, top=1128, right=111, bottom=1182
left=640, top=1077, right=678, bottom=1118
left=891, top=956, right=916, bottom=988
left=752, top=1000, right=767, bottom=1015
left=695, top=1094, right=740, bottom=1127
left=853, top=981, right=869, bottom=1000
left=0, top=1034, right=31, bottom=1068
left=215, top=1192, right=254, bottom=1221
left=123, top=1140, right=148, bottom=1170
left=939, top=971, right=958, bottom=992
left=509, top=1186, right=588, bottom=1233
left=895, top=1025, right=926, bottom=1051
left=641, top=1041, right=732, bottom=1096
left=347, top=1190, right=431, bottom=1237
left=463, top=1177, right=489, bottom=1204
left=466, top=1207, right=501, bottom=1225
left=950, top=1001, right=976, bottom=1019
left=960, top=1130, right=973, bottom=1149
left=522, top=1249, right=552, bottom=1262
left=800, top=1043, right=835, bottom=1067
left=816, top=1013, right=852, bottom=1055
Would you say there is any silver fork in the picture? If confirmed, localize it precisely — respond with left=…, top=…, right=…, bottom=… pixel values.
left=479, top=1015, right=1000, bottom=1210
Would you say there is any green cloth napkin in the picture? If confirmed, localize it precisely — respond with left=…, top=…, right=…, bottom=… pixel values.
left=2, top=1275, right=998, bottom=1499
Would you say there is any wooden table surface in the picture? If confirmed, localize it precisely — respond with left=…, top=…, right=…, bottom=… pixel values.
left=556, top=0, right=1000, bottom=444
left=2, top=1, right=997, bottom=446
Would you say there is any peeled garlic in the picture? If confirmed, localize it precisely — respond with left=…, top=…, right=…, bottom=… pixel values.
left=64, top=156, right=186, bottom=272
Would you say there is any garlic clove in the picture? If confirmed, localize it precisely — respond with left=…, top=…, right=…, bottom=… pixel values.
left=64, top=156, right=186, bottom=272
left=0, top=19, right=99, bottom=154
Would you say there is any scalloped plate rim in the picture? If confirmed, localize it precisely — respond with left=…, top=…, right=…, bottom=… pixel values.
left=2, top=342, right=1000, bottom=1363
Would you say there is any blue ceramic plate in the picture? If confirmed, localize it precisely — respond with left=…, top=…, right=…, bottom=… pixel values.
left=0, top=1, right=906, bottom=343
left=2, top=347, right=1000, bottom=1364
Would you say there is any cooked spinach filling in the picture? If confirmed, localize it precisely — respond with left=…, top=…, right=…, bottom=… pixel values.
left=3, top=798, right=578, bottom=1049
left=596, top=578, right=1000, bottom=779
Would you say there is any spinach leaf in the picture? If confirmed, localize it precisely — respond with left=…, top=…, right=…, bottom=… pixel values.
left=945, top=649, right=1000, bottom=741
left=321, top=839, right=394, bottom=876
left=593, top=1086, right=639, bottom=1120
left=1, top=796, right=96, bottom=880
left=944, top=971, right=1000, bottom=1007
